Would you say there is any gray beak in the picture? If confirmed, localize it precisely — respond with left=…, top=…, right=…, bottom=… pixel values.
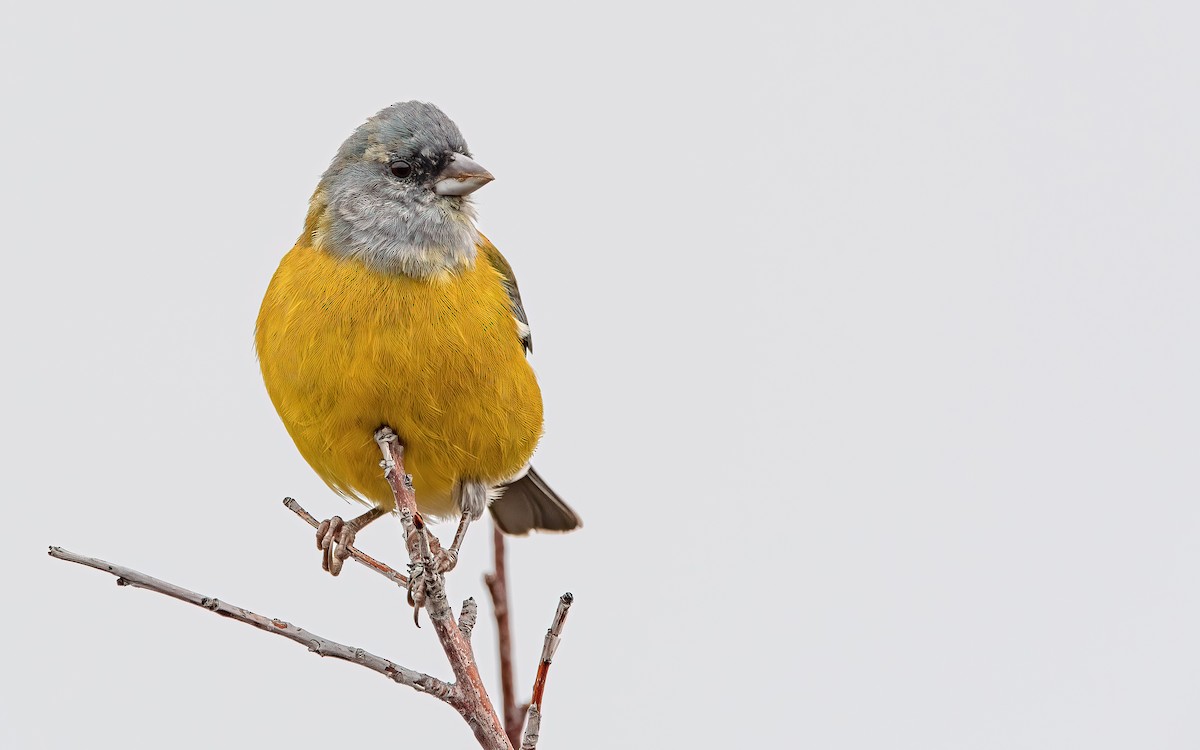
left=434, top=153, right=494, bottom=196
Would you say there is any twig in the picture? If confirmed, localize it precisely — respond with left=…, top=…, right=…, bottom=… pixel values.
left=46, top=546, right=451, bottom=700
left=376, top=430, right=512, bottom=750
left=374, top=428, right=423, bottom=560
left=54, top=426, right=573, bottom=749
left=530, top=593, right=573, bottom=709
left=521, top=593, right=573, bottom=749
left=283, top=497, right=409, bottom=587
left=485, top=525, right=525, bottom=746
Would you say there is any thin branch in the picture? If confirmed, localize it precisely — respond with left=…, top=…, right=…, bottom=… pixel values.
left=531, top=592, right=574, bottom=708
left=376, top=430, right=512, bottom=750
left=519, top=593, right=573, bottom=749
left=485, top=525, right=525, bottom=746
left=55, top=427, right=573, bottom=750
left=374, top=428, right=424, bottom=562
left=283, top=497, right=409, bottom=588
left=46, top=546, right=452, bottom=700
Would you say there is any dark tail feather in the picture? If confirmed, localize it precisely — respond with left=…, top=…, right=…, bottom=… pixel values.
left=489, top=466, right=582, bottom=535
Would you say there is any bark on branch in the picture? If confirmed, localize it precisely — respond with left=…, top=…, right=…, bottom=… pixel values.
left=486, top=526, right=526, bottom=745
left=46, top=546, right=452, bottom=700
left=50, top=427, right=574, bottom=749
left=373, top=429, right=512, bottom=747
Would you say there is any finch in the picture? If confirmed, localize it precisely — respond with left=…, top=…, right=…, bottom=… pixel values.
left=256, top=101, right=579, bottom=573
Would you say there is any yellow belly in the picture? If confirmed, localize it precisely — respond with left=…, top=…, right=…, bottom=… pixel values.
left=255, top=243, right=543, bottom=518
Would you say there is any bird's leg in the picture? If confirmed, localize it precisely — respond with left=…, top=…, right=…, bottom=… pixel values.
left=439, top=480, right=489, bottom=573
left=437, top=512, right=472, bottom=573
left=317, top=505, right=387, bottom=576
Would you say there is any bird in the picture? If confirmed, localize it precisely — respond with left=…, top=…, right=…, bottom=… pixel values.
left=256, top=101, right=580, bottom=575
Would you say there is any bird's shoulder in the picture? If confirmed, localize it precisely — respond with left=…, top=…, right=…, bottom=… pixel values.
left=477, top=235, right=533, bottom=354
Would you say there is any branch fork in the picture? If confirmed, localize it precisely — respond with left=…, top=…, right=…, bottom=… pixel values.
left=51, top=425, right=573, bottom=750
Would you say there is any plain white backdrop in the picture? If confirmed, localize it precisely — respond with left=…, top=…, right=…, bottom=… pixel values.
left=3, top=2, right=1197, bottom=747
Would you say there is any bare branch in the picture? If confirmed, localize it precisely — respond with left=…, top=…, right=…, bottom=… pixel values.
left=376, top=430, right=512, bottom=750
left=374, top=428, right=422, bottom=560
left=530, top=593, right=574, bottom=709
left=485, top=525, right=525, bottom=745
left=521, top=592, right=574, bottom=749
left=283, top=497, right=409, bottom=588
left=46, top=546, right=452, bottom=701
left=55, top=426, right=573, bottom=749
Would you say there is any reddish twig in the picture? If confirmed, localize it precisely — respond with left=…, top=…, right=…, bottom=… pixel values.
left=529, top=593, right=573, bottom=710
left=520, top=593, right=574, bottom=749
left=485, top=525, right=525, bottom=745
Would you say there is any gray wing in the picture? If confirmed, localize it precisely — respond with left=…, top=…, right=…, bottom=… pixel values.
left=480, top=239, right=533, bottom=354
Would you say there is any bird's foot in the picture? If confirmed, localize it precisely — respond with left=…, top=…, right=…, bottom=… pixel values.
left=316, top=516, right=353, bottom=576
left=401, top=511, right=455, bottom=627
left=315, top=506, right=386, bottom=576
left=432, top=511, right=473, bottom=573
left=406, top=562, right=428, bottom=626
left=435, top=547, right=459, bottom=574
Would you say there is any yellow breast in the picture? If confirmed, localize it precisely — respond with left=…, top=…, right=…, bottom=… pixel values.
left=255, top=242, right=543, bottom=518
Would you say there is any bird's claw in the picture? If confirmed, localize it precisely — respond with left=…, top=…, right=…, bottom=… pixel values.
left=435, top=548, right=458, bottom=573
left=316, top=516, right=358, bottom=576
left=407, top=564, right=427, bottom=626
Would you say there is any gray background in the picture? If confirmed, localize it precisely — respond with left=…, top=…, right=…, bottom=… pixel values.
left=3, top=2, right=1197, bottom=747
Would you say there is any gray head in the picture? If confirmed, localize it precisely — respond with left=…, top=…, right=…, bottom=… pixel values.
left=311, top=101, right=494, bottom=278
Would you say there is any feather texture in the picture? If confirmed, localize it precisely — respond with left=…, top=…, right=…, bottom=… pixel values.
left=255, top=235, right=543, bottom=519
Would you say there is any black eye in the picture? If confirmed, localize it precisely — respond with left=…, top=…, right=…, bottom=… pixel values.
left=388, top=161, right=412, bottom=178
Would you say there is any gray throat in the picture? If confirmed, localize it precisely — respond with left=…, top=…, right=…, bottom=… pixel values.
left=317, top=187, right=480, bottom=278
